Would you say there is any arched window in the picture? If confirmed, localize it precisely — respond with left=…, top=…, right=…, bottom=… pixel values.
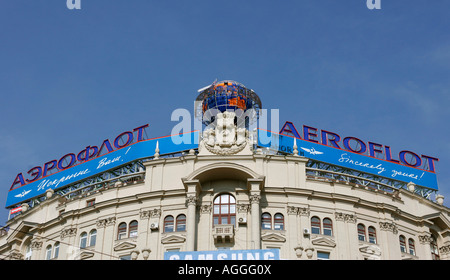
left=261, top=213, right=272, bottom=230
left=311, top=217, right=321, bottom=234
left=118, top=222, right=127, bottom=240
left=25, top=244, right=32, bottom=260
left=399, top=235, right=406, bottom=253
left=129, top=220, right=138, bottom=238
left=46, top=245, right=52, bottom=260
left=164, top=216, right=174, bottom=233
left=176, top=214, right=186, bottom=232
left=274, top=213, right=284, bottom=230
left=357, top=224, right=366, bottom=242
left=368, top=226, right=377, bottom=244
left=89, top=229, right=97, bottom=247
left=213, top=193, right=236, bottom=225
left=80, top=232, right=88, bottom=249
left=431, top=235, right=440, bottom=260
left=53, top=242, right=60, bottom=259
left=408, top=238, right=415, bottom=256
left=323, top=218, right=333, bottom=236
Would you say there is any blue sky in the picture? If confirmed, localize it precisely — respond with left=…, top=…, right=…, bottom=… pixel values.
left=0, top=0, right=449, bottom=224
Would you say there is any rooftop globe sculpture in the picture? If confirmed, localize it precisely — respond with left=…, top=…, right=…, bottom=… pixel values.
left=195, top=80, right=262, bottom=128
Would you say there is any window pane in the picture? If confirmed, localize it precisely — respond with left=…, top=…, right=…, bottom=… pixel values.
left=214, top=205, right=220, bottom=214
left=221, top=217, right=228, bottom=224
left=230, top=205, right=236, bottom=214
left=221, top=205, right=229, bottom=214
left=90, top=230, right=97, bottom=247
left=222, top=195, right=229, bottom=204
left=54, top=243, right=60, bottom=259
left=317, top=252, right=330, bottom=260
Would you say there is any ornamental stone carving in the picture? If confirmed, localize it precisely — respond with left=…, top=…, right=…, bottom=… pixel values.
left=335, top=212, right=357, bottom=223
left=287, top=206, right=310, bottom=216
left=96, top=217, right=116, bottom=228
left=439, top=245, right=450, bottom=255
left=186, top=195, right=198, bottom=206
left=8, top=250, right=23, bottom=260
left=418, top=235, right=432, bottom=244
left=299, top=207, right=310, bottom=217
left=200, top=111, right=251, bottom=156
left=140, top=209, right=161, bottom=219
left=60, top=228, right=77, bottom=240
left=379, top=222, right=398, bottom=234
left=31, top=240, right=43, bottom=250
left=249, top=194, right=261, bottom=204
left=237, top=204, right=250, bottom=213
left=199, top=203, right=212, bottom=214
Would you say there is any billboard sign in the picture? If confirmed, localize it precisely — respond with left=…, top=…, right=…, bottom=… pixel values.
left=258, top=123, right=439, bottom=190
left=6, top=129, right=199, bottom=208
left=164, top=249, right=280, bottom=260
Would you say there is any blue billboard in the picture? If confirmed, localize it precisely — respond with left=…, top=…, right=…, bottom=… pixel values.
left=164, top=249, right=280, bottom=260
left=6, top=131, right=199, bottom=208
left=258, top=130, right=439, bottom=190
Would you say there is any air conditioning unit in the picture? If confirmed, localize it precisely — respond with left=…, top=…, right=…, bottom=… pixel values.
left=150, top=223, right=159, bottom=230
left=238, top=217, right=247, bottom=224
left=303, top=228, right=310, bottom=235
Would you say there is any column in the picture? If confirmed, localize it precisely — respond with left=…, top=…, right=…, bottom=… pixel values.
left=248, top=178, right=263, bottom=250
left=250, top=193, right=261, bottom=249
left=182, top=179, right=201, bottom=252
left=186, top=195, right=198, bottom=251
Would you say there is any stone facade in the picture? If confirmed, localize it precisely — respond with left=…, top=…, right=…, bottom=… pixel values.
left=1, top=151, right=449, bottom=260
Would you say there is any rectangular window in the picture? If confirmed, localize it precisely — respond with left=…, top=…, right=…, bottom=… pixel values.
left=86, top=199, right=95, bottom=207
left=311, top=226, right=320, bottom=235
left=317, top=252, right=330, bottom=260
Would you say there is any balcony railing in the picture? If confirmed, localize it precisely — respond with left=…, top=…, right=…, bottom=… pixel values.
left=213, top=224, right=234, bottom=243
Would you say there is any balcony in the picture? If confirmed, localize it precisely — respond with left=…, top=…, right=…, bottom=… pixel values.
left=213, top=224, right=234, bottom=243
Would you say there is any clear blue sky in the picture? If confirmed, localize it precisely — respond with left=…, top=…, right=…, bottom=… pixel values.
left=1, top=0, right=449, bottom=224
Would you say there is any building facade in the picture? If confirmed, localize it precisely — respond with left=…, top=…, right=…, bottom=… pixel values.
left=1, top=81, right=449, bottom=260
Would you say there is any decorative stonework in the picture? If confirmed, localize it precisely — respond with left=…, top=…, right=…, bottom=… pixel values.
left=161, top=234, right=186, bottom=244
left=359, top=244, right=382, bottom=260
left=199, top=203, right=212, bottom=214
left=287, top=206, right=310, bottom=216
left=140, top=209, right=161, bottom=219
left=299, top=207, right=310, bottom=217
left=31, top=240, right=43, bottom=250
left=96, top=217, right=116, bottom=228
left=249, top=194, right=261, bottom=204
left=419, top=235, right=432, bottom=244
left=186, top=195, right=198, bottom=206
left=439, top=245, right=450, bottom=255
left=8, top=250, right=23, bottom=260
left=114, top=241, right=137, bottom=252
left=237, top=203, right=250, bottom=213
left=335, top=212, right=357, bottom=223
left=287, top=206, right=299, bottom=215
left=60, top=228, right=77, bottom=240
left=379, top=222, right=398, bottom=234
left=200, top=111, right=250, bottom=156
left=311, top=236, right=336, bottom=248
left=261, top=232, right=286, bottom=242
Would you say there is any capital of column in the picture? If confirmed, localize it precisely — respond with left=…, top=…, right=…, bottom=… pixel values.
left=186, top=195, right=198, bottom=206
left=249, top=194, right=261, bottom=204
